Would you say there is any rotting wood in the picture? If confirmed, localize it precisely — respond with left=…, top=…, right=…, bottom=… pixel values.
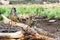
left=1, top=14, right=30, bottom=31
left=27, top=27, right=56, bottom=40
left=0, top=38, right=16, bottom=40
left=33, top=27, right=56, bottom=38
left=1, top=14, right=57, bottom=40
left=0, top=31, right=24, bottom=38
left=0, top=31, right=24, bottom=40
left=17, top=14, right=35, bottom=26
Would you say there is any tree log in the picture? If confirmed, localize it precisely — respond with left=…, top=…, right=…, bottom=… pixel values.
left=1, top=14, right=56, bottom=40
left=1, top=14, right=30, bottom=30
left=0, top=39, right=16, bottom=40
left=0, top=31, right=24, bottom=38
left=33, top=27, right=56, bottom=38
left=27, top=27, right=55, bottom=40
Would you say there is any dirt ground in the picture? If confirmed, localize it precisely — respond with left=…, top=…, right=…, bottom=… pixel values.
left=32, top=18, right=60, bottom=38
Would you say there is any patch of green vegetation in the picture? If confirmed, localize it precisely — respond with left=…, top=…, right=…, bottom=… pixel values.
left=0, top=6, right=60, bottom=20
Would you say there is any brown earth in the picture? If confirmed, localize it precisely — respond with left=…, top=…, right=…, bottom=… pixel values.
left=32, top=18, right=60, bottom=38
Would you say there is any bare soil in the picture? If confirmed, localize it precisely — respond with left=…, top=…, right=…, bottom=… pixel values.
left=32, top=18, right=60, bottom=37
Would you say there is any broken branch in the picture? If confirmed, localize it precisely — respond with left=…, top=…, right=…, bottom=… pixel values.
left=1, top=14, right=56, bottom=40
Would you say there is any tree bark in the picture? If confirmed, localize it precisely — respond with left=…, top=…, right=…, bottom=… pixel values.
left=0, top=31, right=24, bottom=38
left=1, top=14, right=56, bottom=40
left=1, top=14, right=30, bottom=31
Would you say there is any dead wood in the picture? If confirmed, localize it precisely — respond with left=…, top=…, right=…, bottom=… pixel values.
left=33, top=27, right=56, bottom=38
left=1, top=14, right=56, bottom=40
left=27, top=27, right=55, bottom=40
left=17, top=14, right=35, bottom=26
left=1, top=14, right=30, bottom=30
left=0, top=31, right=24, bottom=38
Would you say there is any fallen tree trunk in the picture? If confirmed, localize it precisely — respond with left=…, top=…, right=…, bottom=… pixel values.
left=0, top=31, right=24, bottom=38
left=1, top=14, right=30, bottom=30
left=0, top=31, right=24, bottom=40
left=1, top=14, right=56, bottom=40
left=0, top=39, right=16, bottom=40
left=33, top=27, right=56, bottom=38
left=27, top=27, right=56, bottom=40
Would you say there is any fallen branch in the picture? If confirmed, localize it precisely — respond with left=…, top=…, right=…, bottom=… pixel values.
left=33, top=27, right=56, bottom=38
left=1, top=14, right=30, bottom=30
left=0, top=31, right=24, bottom=39
left=1, top=14, right=56, bottom=40
left=27, top=27, right=56, bottom=40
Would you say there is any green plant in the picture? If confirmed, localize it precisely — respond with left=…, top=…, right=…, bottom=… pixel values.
left=0, top=6, right=60, bottom=21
